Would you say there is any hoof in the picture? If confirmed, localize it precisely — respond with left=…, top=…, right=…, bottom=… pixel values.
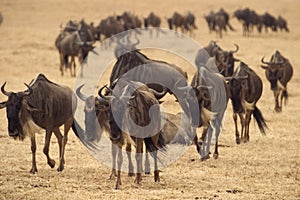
left=30, top=168, right=38, bottom=174
left=48, top=159, right=55, bottom=168
left=213, top=153, right=219, bottom=159
left=236, top=138, right=241, bottom=145
left=154, top=170, right=160, bottom=182
left=128, top=172, right=135, bottom=177
left=201, top=154, right=210, bottom=161
left=57, top=165, right=64, bottom=172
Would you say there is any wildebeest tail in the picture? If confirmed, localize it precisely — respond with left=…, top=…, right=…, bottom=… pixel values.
left=253, top=106, right=267, bottom=135
left=228, top=23, right=235, bottom=31
left=283, top=90, right=288, bottom=105
left=63, top=55, right=69, bottom=68
left=144, top=133, right=167, bottom=155
left=71, top=119, right=82, bottom=138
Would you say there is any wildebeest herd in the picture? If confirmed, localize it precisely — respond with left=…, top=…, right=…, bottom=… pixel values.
left=0, top=8, right=294, bottom=190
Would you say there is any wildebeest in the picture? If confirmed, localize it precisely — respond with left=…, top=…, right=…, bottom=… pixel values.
left=110, top=35, right=200, bottom=129
left=117, top=11, right=142, bottom=30
left=95, top=16, right=125, bottom=42
left=144, top=12, right=162, bottom=37
left=98, top=80, right=166, bottom=189
left=205, top=9, right=234, bottom=38
left=55, top=19, right=95, bottom=77
left=261, top=12, right=277, bottom=32
left=167, top=12, right=185, bottom=32
left=76, top=84, right=192, bottom=186
left=195, top=41, right=240, bottom=77
left=178, top=67, right=229, bottom=159
left=276, top=16, right=289, bottom=32
left=0, top=74, right=78, bottom=173
left=261, top=50, right=293, bottom=112
left=227, top=62, right=267, bottom=144
left=183, top=12, right=198, bottom=35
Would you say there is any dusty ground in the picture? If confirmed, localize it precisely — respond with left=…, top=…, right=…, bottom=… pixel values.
left=0, top=0, right=299, bottom=199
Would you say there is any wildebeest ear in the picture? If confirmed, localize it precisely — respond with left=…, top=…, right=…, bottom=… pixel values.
left=261, top=65, right=269, bottom=70
left=0, top=101, right=7, bottom=109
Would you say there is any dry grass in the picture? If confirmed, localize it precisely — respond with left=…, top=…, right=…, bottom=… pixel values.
left=0, top=0, right=299, bottom=199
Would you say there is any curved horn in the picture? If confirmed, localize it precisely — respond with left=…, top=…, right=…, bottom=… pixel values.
left=132, top=37, right=140, bottom=47
left=261, top=56, right=271, bottom=65
left=76, top=84, right=88, bottom=101
left=149, top=87, right=168, bottom=97
left=1, top=82, right=12, bottom=96
left=236, top=74, right=248, bottom=79
left=98, top=85, right=114, bottom=101
left=230, top=43, right=239, bottom=53
left=20, top=83, right=32, bottom=96
left=177, top=85, right=191, bottom=91
left=196, top=85, right=213, bottom=90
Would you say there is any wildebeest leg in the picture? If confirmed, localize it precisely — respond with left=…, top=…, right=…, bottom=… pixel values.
left=239, top=113, right=245, bottom=143
left=213, top=122, right=221, bottom=159
left=233, top=113, right=240, bottom=144
left=244, top=110, right=253, bottom=143
left=193, top=134, right=201, bottom=154
left=153, top=150, right=160, bottom=182
left=43, top=129, right=56, bottom=169
left=200, top=126, right=212, bottom=160
left=278, top=89, right=284, bottom=112
left=52, top=128, right=63, bottom=171
left=56, top=117, right=72, bottom=172
left=109, top=143, right=117, bottom=180
left=144, top=151, right=150, bottom=174
left=126, top=143, right=134, bottom=177
left=134, top=138, right=143, bottom=184
left=30, top=136, right=38, bottom=174
left=115, top=145, right=123, bottom=190
left=59, top=53, right=64, bottom=76
left=69, top=56, right=76, bottom=77
left=274, top=90, right=280, bottom=112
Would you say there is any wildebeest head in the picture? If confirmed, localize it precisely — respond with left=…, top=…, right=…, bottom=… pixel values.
left=76, top=84, right=109, bottom=142
left=114, top=34, right=140, bottom=58
left=261, top=51, right=285, bottom=90
left=226, top=62, right=250, bottom=113
left=97, top=84, right=132, bottom=143
left=0, top=82, right=34, bottom=139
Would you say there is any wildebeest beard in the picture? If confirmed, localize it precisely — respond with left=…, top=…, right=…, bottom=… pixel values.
left=6, top=95, right=39, bottom=140
left=109, top=101, right=125, bottom=144
left=266, top=69, right=279, bottom=90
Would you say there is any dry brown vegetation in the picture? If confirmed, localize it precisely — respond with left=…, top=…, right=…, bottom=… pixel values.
left=0, top=0, right=299, bottom=199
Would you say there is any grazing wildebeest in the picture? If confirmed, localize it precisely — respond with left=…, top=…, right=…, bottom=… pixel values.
left=276, top=16, right=289, bottom=32
left=117, top=11, right=142, bottom=30
left=227, top=62, right=267, bottom=144
left=167, top=12, right=185, bottom=32
left=98, top=80, right=166, bottom=189
left=110, top=35, right=200, bottom=128
left=96, top=16, right=125, bottom=42
left=55, top=19, right=95, bottom=77
left=178, top=67, right=229, bottom=159
left=261, top=50, right=293, bottom=112
left=0, top=74, right=78, bottom=173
